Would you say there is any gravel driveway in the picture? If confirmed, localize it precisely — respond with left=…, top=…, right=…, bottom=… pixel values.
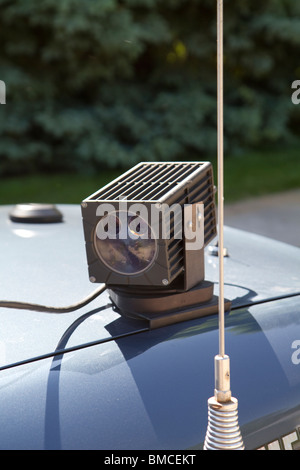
left=224, top=189, right=300, bottom=247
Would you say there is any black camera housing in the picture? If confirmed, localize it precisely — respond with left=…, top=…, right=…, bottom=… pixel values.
left=81, top=161, right=216, bottom=291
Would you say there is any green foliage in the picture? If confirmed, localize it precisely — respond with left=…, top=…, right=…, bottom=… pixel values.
left=0, top=0, right=299, bottom=175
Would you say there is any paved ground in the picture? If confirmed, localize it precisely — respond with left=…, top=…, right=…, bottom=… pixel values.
left=224, top=188, right=300, bottom=247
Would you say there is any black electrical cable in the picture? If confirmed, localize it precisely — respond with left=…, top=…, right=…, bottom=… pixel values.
left=0, top=284, right=107, bottom=313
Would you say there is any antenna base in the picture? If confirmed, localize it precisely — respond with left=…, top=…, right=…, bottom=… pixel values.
left=203, top=396, right=244, bottom=450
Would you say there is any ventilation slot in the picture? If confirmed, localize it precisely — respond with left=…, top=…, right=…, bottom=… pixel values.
left=91, top=162, right=206, bottom=202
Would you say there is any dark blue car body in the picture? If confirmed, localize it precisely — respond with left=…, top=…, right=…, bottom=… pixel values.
left=0, top=204, right=300, bottom=450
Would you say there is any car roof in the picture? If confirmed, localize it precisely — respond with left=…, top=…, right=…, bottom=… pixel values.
left=1, top=203, right=300, bottom=449
left=0, top=203, right=299, bottom=371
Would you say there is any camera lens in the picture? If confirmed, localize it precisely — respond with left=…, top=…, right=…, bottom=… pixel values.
left=94, top=211, right=157, bottom=275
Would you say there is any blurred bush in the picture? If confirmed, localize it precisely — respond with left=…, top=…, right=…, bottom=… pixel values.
left=0, top=0, right=300, bottom=175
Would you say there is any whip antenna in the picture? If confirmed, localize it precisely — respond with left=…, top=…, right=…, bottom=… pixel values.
left=203, top=0, right=244, bottom=450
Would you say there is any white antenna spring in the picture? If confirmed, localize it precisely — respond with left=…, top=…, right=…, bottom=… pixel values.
left=203, top=0, right=244, bottom=450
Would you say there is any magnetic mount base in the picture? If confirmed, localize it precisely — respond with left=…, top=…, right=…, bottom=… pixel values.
left=109, top=280, right=231, bottom=329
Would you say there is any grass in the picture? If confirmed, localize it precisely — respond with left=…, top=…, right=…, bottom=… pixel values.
left=0, top=170, right=123, bottom=205
left=213, top=147, right=300, bottom=202
left=224, top=149, right=300, bottom=201
left=0, top=147, right=299, bottom=205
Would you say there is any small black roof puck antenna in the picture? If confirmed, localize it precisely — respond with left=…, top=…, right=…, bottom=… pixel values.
left=203, top=0, right=244, bottom=450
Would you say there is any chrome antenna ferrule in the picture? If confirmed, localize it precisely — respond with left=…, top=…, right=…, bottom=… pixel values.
left=214, top=354, right=231, bottom=403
